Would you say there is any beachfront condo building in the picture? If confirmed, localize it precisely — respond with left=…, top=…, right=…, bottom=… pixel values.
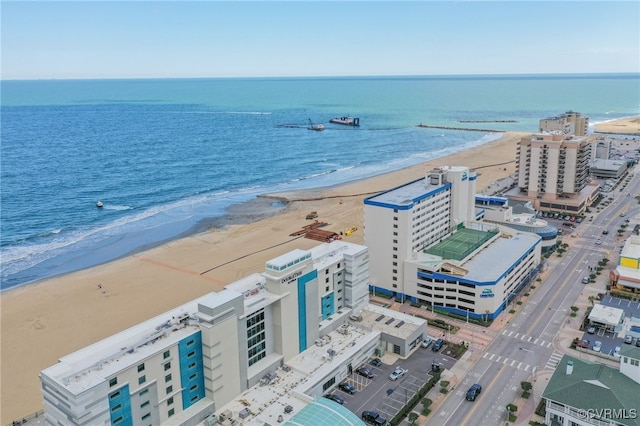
left=510, top=132, right=599, bottom=214
left=539, top=111, right=589, bottom=136
left=40, top=241, right=372, bottom=426
left=364, top=166, right=542, bottom=320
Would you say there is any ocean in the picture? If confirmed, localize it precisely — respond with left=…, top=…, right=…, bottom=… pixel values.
left=1, top=74, right=639, bottom=290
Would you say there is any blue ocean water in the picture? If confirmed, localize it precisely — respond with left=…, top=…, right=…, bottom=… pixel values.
left=2, top=74, right=639, bottom=290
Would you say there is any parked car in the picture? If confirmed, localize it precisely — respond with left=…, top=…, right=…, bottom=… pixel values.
left=582, top=276, right=590, bottom=284
left=356, top=367, right=374, bottom=379
left=389, top=367, right=408, bottom=381
left=593, top=341, right=602, bottom=352
left=421, top=336, right=433, bottom=348
left=613, top=346, right=621, bottom=357
left=624, top=335, right=633, bottom=344
left=636, top=339, right=640, bottom=348
left=570, top=216, right=576, bottom=222
left=432, top=338, right=444, bottom=352
left=431, top=362, right=441, bottom=372
left=595, top=239, right=602, bottom=245
left=362, top=411, right=387, bottom=426
left=325, top=394, right=345, bottom=404
left=576, top=217, right=583, bottom=223
left=465, top=384, right=482, bottom=401
left=338, top=382, right=356, bottom=394
left=603, top=229, right=609, bottom=235
left=577, top=339, right=590, bottom=348
left=369, top=358, right=382, bottom=367
left=587, top=325, right=596, bottom=334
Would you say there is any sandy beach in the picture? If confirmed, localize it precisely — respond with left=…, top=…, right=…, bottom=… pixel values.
left=1, top=117, right=639, bottom=423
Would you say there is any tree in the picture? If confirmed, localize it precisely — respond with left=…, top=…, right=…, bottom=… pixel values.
left=588, top=295, right=595, bottom=306
left=408, top=412, right=419, bottom=425
left=521, top=381, right=532, bottom=391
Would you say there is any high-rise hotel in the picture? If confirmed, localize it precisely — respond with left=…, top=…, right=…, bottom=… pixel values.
left=40, top=241, right=372, bottom=426
left=364, top=166, right=541, bottom=320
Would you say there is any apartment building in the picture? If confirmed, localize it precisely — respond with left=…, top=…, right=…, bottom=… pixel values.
left=510, top=132, right=599, bottom=214
left=539, top=111, right=589, bottom=136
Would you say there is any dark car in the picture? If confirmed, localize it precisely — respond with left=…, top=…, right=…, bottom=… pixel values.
left=466, top=384, right=482, bottom=401
left=577, top=339, right=590, bottom=348
left=324, top=394, right=345, bottom=405
left=636, top=339, right=640, bottom=348
left=362, top=410, right=387, bottom=426
left=603, top=229, right=609, bottom=235
left=369, top=358, right=383, bottom=367
left=338, top=382, right=356, bottom=394
left=432, top=338, right=444, bottom=352
left=356, top=367, right=374, bottom=379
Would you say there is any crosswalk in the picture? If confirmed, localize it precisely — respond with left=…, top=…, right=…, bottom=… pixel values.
left=501, top=329, right=553, bottom=348
left=545, top=351, right=563, bottom=370
left=482, top=352, right=534, bottom=372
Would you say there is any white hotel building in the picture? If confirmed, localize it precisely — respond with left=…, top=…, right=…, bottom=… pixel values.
left=364, top=166, right=541, bottom=320
left=40, top=241, right=375, bottom=426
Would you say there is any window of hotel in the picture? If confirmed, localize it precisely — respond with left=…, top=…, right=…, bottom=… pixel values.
left=190, top=384, right=198, bottom=392
left=167, top=397, right=174, bottom=406
left=111, top=404, right=122, bottom=412
left=337, top=263, right=341, bottom=268
left=163, top=350, right=170, bottom=359
left=394, top=209, right=398, bottom=213
left=392, top=277, right=397, bottom=281
left=141, top=401, right=150, bottom=409
left=325, top=277, right=329, bottom=283
left=138, top=375, right=146, bottom=385
left=187, top=338, right=195, bottom=346
left=393, top=239, right=397, bottom=243
left=392, top=284, right=397, bottom=288
left=188, top=362, right=196, bottom=369
left=189, top=373, right=197, bottom=380
left=137, top=363, right=145, bottom=373
left=110, top=391, right=121, bottom=399
left=325, top=269, right=329, bottom=274
left=165, top=374, right=172, bottom=383
left=168, top=409, right=175, bottom=418
left=393, top=262, right=397, bottom=266
left=393, top=224, right=398, bottom=229
left=191, top=395, right=199, bottom=403
left=141, top=413, right=151, bottom=421
left=164, top=362, right=171, bottom=371
left=166, top=385, right=173, bottom=394
left=325, top=286, right=329, bottom=291
left=109, top=378, right=118, bottom=387
left=113, top=416, right=123, bottom=425
left=247, top=309, right=267, bottom=366
left=139, top=389, right=149, bottom=397
left=393, top=255, right=397, bottom=259
left=393, top=232, right=397, bottom=236
left=187, top=350, right=196, bottom=358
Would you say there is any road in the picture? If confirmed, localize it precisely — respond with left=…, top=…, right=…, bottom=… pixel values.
left=428, top=171, right=640, bottom=426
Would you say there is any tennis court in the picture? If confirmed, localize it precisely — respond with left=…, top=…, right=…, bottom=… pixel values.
left=425, top=227, right=498, bottom=261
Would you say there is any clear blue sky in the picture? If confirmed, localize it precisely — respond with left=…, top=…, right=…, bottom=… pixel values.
left=2, top=1, right=639, bottom=79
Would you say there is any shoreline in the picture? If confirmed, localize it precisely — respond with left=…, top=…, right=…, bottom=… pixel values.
left=2, top=117, right=640, bottom=423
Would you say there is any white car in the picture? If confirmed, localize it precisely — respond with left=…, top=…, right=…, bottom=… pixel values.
left=613, top=346, right=621, bottom=357
left=421, top=337, right=433, bottom=348
left=389, top=367, right=407, bottom=381
left=595, top=239, right=602, bottom=245
left=593, top=341, right=602, bottom=352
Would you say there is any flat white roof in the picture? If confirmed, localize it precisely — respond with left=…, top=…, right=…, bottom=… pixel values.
left=589, top=304, right=625, bottom=326
left=365, top=177, right=444, bottom=207
left=216, top=324, right=379, bottom=425
left=361, top=304, right=427, bottom=340
left=42, top=295, right=211, bottom=395
left=462, top=233, right=539, bottom=283
left=310, top=241, right=367, bottom=270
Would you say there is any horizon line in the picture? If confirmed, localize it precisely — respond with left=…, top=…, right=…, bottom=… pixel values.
left=2, top=71, right=639, bottom=82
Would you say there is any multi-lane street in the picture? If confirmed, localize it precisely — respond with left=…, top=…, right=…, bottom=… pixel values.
left=428, top=170, right=639, bottom=426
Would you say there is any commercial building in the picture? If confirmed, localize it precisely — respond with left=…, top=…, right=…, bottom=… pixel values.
left=590, top=158, right=628, bottom=180
left=509, top=132, right=599, bottom=214
left=542, top=351, right=640, bottom=426
left=475, top=195, right=558, bottom=252
left=539, top=111, right=589, bottom=136
left=364, top=166, right=542, bottom=320
left=587, top=304, right=625, bottom=334
left=40, top=241, right=374, bottom=426
left=610, top=235, right=640, bottom=297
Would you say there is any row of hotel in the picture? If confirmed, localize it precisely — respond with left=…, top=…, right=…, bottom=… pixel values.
left=40, top=112, right=640, bottom=426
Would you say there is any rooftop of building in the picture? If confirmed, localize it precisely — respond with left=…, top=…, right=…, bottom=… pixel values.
left=411, top=224, right=541, bottom=283
left=363, top=176, right=447, bottom=209
left=309, top=241, right=368, bottom=271
left=592, top=158, right=628, bottom=170
left=284, top=398, right=365, bottom=426
left=589, top=304, right=625, bottom=326
left=215, top=323, right=380, bottom=425
left=425, top=227, right=499, bottom=261
left=542, top=355, right=640, bottom=426
left=41, top=295, right=211, bottom=395
left=360, top=303, right=427, bottom=340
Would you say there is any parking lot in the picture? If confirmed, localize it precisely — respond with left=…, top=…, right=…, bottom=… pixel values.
left=324, top=341, right=459, bottom=422
left=579, top=296, right=640, bottom=356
